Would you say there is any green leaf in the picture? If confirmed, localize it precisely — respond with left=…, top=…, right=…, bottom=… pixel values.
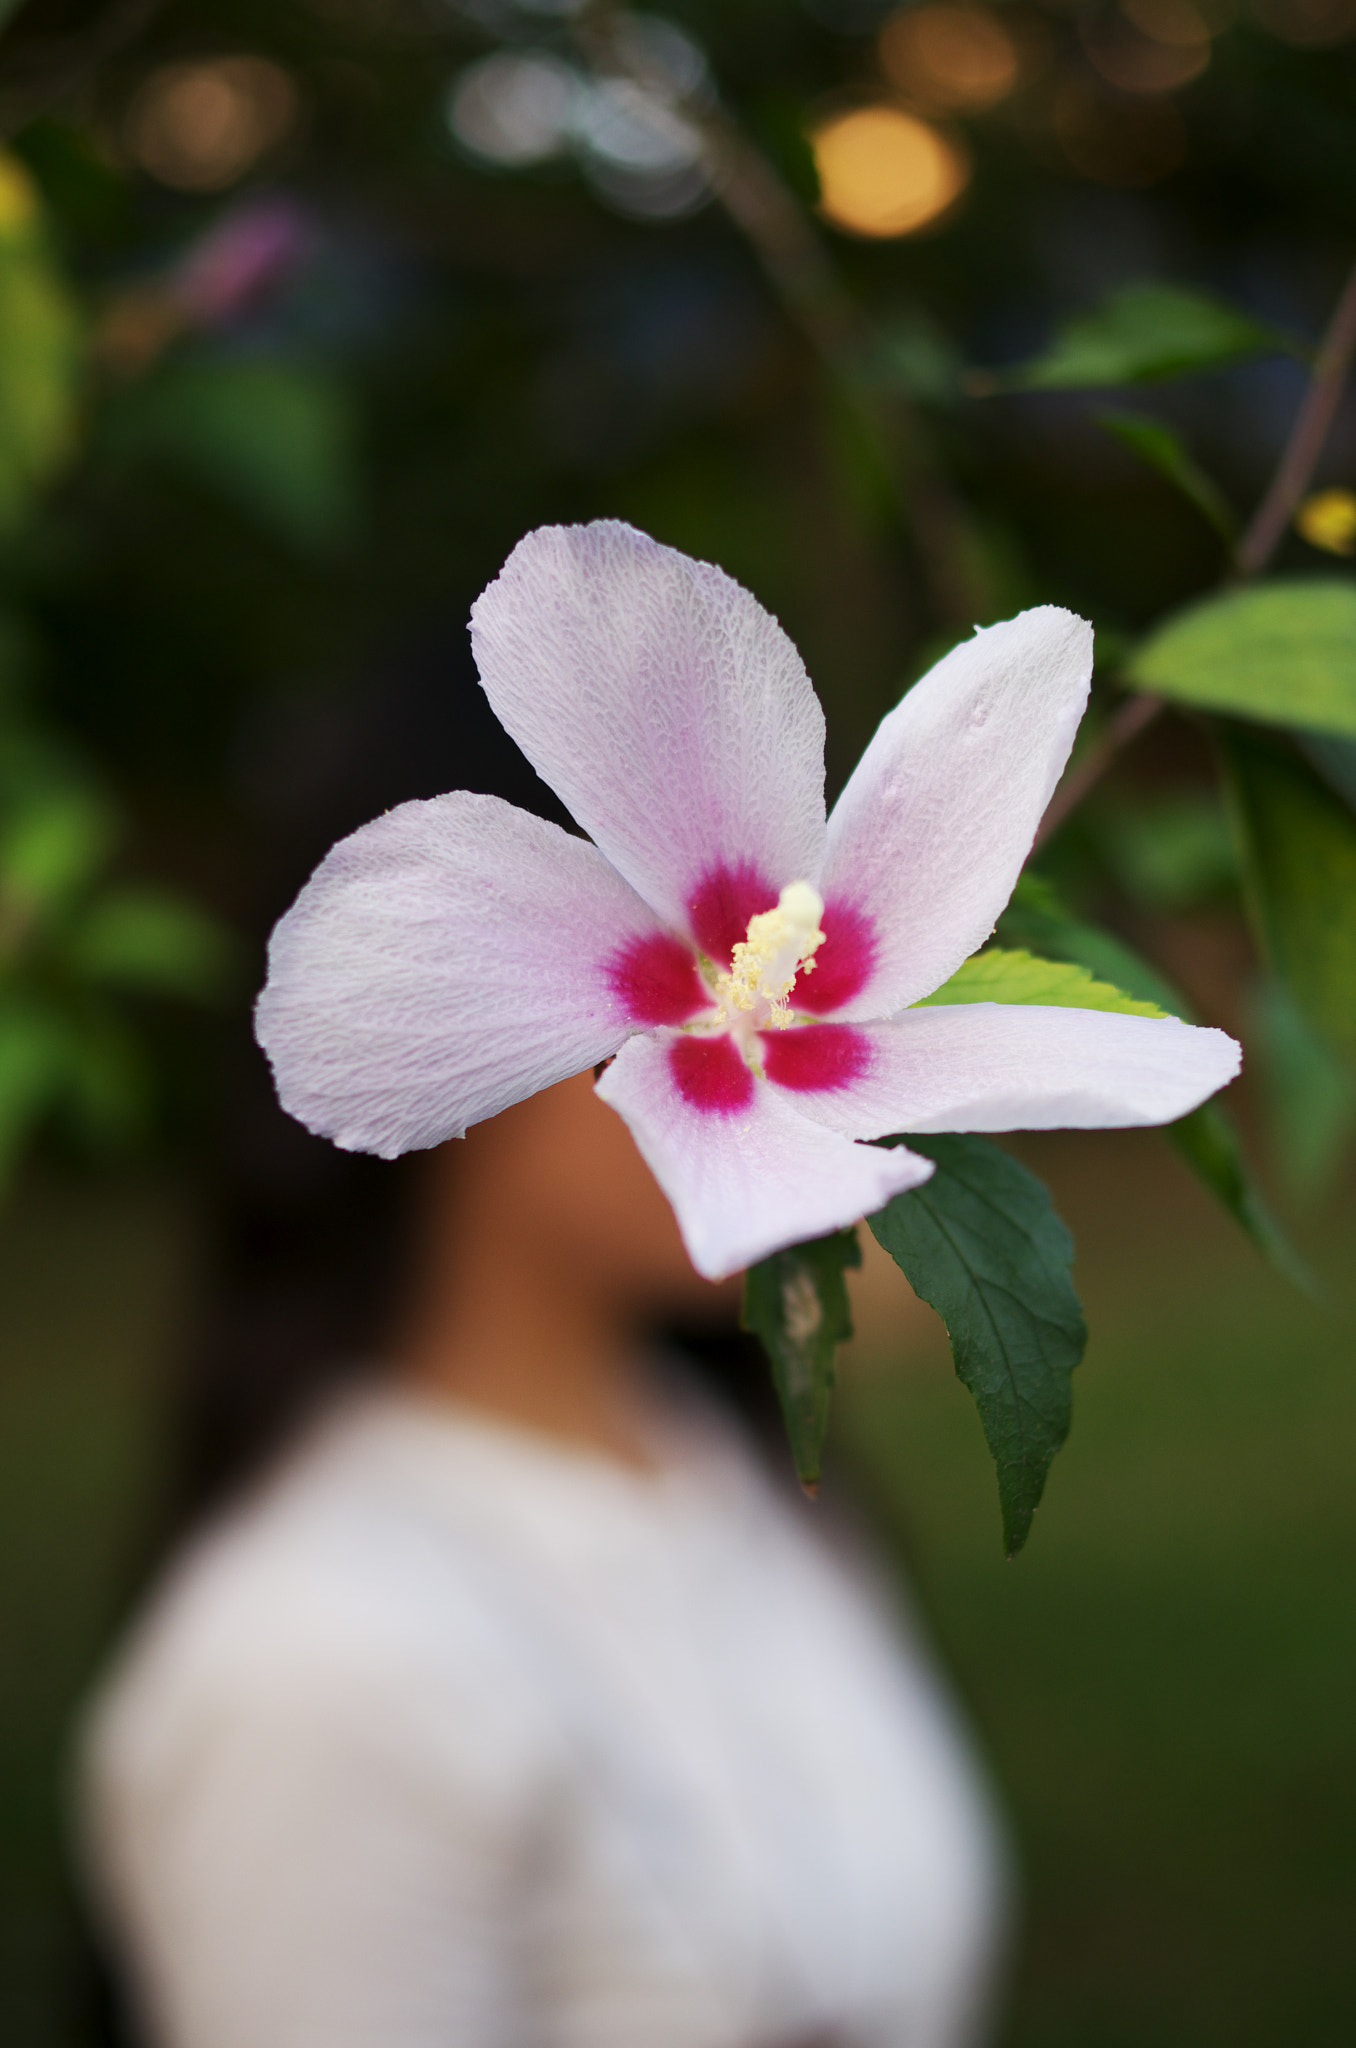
left=0, top=160, right=82, bottom=533
left=1167, top=1099, right=1315, bottom=1294
left=996, top=283, right=1286, bottom=391
left=919, top=944, right=1165, bottom=1017
left=1250, top=979, right=1356, bottom=1205
left=1096, top=410, right=1238, bottom=541
left=996, top=874, right=1184, bottom=1013
left=0, top=782, right=118, bottom=927
left=66, top=887, right=235, bottom=1001
left=1092, top=791, right=1239, bottom=913
left=870, top=1135, right=1085, bottom=1557
left=0, top=996, right=68, bottom=1188
left=113, top=358, right=360, bottom=556
left=997, top=876, right=1304, bottom=1281
left=743, top=1227, right=861, bottom=1492
left=1222, top=725, right=1356, bottom=1062
left=1296, top=730, right=1356, bottom=814
left=1129, top=579, right=1356, bottom=738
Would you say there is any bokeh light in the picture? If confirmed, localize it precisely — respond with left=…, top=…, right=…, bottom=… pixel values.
left=1296, top=487, right=1356, bottom=554
left=123, top=57, right=298, bottom=192
left=878, top=3, right=1020, bottom=112
left=1080, top=7, right=1211, bottom=93
left=446, top=52, right=580, bottom=167
left=811, top=104, right=969, bottom=238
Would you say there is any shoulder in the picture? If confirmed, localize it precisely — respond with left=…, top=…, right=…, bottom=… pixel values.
left=80, top=1401, right=566, bottom=1843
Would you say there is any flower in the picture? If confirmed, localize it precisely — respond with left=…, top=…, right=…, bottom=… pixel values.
left=255, top=521, right=1240, bottom=1280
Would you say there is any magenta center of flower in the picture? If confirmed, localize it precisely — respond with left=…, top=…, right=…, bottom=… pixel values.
left=608, top=867, right=877, bottom=1119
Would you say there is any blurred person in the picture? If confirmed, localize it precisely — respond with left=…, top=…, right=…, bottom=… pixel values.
left=72, top=584, right=1008, bottom=2048
left=77, top=1060, right=1007, bottom=2048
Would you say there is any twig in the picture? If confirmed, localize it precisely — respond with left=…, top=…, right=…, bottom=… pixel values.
left=1032, top=689, right=1164, bottom=852
left=1035, top=249, right=1356, bottom=843
left=573, top=0, right=983, bottom=626
left=1235, top=250, right=1356, bottom=578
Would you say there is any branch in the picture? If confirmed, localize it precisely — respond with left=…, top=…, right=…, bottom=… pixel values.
left=573, top=2, right=983, bottom=626
left=1235, top=249, right=1356, bottom=578
left=1035, top=248, right=1356, bottom=844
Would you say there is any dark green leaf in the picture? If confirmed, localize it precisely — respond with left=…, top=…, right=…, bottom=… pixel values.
left=1167, top=1099, right=1315, bottom=1293
left=997, top=876, right=1304, bottom=1280
left=111, top=358, right=360, bottom=556
left=67, top=887, right=235, bottom=1002
left=1222, top=725, right=1356, bottom=1062
left=1296, top=730, right=1356, bottom=813
left=1096, top=410, right=1238, bottom=541
left=995, top=283, right=1286, bottom=392
left=0, top=997, right=69, bottom=1187
left=743, top=1228, right=861, bottom=1492
left=0, top=168, right=82, bottom=533
left=1250, top=979, right=1356, bottom=1205
left=1129, top=579, right=1356, bottom=737
left=870, top=1135, right=1085, bottom=1556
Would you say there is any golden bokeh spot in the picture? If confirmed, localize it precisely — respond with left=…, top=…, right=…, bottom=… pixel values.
left=811, top=105, right=969, bottom=239
left=1296, top=488, right=1356, bottom=556
left=1120, top=0, right=1214, bottom=44
left=123, top=57, right=298, bottom=193
left=879, top=3, right=1020, bottom=112
left=0, top=152, right=39, bottom=234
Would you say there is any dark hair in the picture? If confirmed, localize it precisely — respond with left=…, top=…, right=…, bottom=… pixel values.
left=165, top=608, right=776, bottom=1534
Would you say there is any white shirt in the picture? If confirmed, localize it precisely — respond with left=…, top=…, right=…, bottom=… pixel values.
left=79, top=1383, right=1007, bottom=2048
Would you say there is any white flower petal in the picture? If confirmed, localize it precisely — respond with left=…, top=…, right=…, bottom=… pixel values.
left=776, top=1003, right=1241, bottom=1139
left=256, top=792, right=672, bottom=1158
left=470, top=521, right=827, bottom=942
left=816, top=608, right=1094, bottom=1018
left=595, top=1029, right=934, bottom=1281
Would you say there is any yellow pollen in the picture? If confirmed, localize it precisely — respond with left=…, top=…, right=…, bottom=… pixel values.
left=714, top=880, right=826, bottom=1029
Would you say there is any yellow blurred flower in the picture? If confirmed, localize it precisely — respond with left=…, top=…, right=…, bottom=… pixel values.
left=1296, top=487, right=1356, bottom=556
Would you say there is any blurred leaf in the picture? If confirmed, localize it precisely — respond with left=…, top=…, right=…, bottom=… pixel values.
left=1223, top=725, right=1356, bottom=1062
left=1250, top=978, right=1356, bottom=1204
left=1092, top=791, right=1239, bottom=913
left=66, top=887, right=235, bottom=1001
left=920, top=944, right=1165, bottom=1016
left=862, top=308, right=963, bottom=406
left=998, top=875, right=1304, bottom=1281
left=1129, top=579, right=1356, bottom=737
left=113, top=357, right=360, bottom=556
left=1296, top=730, right=1356, bottom=813
left=870, top=1134, right=1085, bottom=1557
left=1168, top=1098, right=1316, bottom=1293
left=1096, top=410, right=1238, bottom=541
left=59, top=1010, right=148, bottom=1150
left=0, top=153, right=83, bottom=533
left=0, top=781, right=117, bottom=925
left=0, top=995, right=68, bottom=1187
left=997, top=283, right=1286, bottom=391
left=743, top=1227, right=860, bottom=1492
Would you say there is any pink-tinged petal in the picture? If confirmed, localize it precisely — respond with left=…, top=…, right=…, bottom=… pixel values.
left=779, top=1004, right=1241, bottom=1140
left=818, top=608, right=1094, bottom=1018
left=595, top=1031, right=934, bottom=1281
left=609, top=932, right=708, bottom=1027
left=669, top=1031, right=757, bottom=1114
left=687, top=858, right=777, bottom=965
left=256, top=791, right=670, bottom=1159
left=470, top=523, right=827, bottom=936
left=794, top=896, right=878, bottom=1015
left=760, top=1023, right=873, bottom=1093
